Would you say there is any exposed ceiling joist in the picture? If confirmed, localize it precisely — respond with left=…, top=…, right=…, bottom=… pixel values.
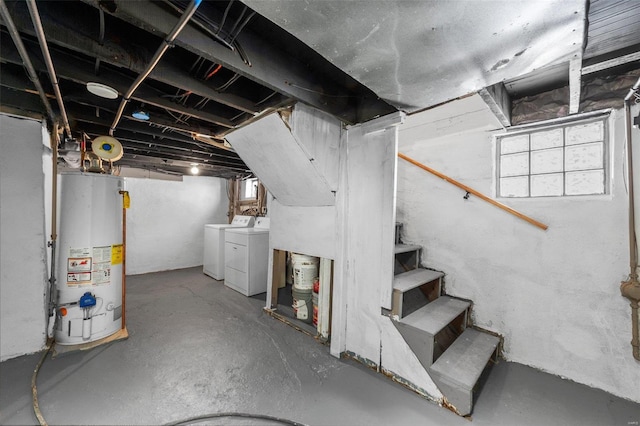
left=78, top=123, right=244, bottom=163
left=79, top=0, right=394, bottom=124
left=0, top=35, right=236, bottom=130
left=582, top=51, right=640, bottom=75
left=0, top=1, right=268, bottom=115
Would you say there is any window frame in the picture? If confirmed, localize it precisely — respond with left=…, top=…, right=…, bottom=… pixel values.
left=495, top=111, right=611, bottom=199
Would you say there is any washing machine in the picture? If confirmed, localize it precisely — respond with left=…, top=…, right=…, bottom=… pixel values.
left=203, top=215, right=255, bottom=280
left=224, top=217, right=270, bottom=296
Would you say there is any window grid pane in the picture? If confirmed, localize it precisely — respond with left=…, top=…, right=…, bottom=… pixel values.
left=498, top=118, right=606, bottom=198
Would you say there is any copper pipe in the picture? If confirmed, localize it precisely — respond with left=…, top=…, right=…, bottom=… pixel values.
left=119, top=191, right=128, bottom=330
left=398, top=152, right=549, bottom=230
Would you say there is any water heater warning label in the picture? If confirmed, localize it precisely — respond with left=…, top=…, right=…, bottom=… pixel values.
left=67, top=248, right=93, bottom=285
left=111, top=244, right=123, bottom=265
left=70, top=247, right=91, bottom=258
left=67, top=272, right=91, bottom=283
left=68, top=258, right=92, bottom=272
left=93, top=246, right=112, bottom=286
left=93, top=246, right=111, bottom=263
left=93, top=263, right=111, bottom=285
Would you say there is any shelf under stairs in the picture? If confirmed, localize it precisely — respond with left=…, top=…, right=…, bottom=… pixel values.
left=389, top=234, right=500, bottom=416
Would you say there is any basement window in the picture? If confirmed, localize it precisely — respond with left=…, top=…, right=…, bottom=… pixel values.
left=240, top=178, right=259, bottom=200
left=497, top=115, right=609, bottom=197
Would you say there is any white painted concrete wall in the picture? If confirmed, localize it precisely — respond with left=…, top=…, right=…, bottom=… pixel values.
left=397, top=95, right=640, bottom=403
left=0, top=115, right=48, bottom=361
left=125, top=176, right=228, bottom=275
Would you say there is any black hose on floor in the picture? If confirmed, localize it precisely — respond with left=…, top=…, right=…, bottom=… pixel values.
left=165, top=413, right=307, bottom=426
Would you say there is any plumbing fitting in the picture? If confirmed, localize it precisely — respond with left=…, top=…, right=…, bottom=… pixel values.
left=620, top=279, right=640, bottom=361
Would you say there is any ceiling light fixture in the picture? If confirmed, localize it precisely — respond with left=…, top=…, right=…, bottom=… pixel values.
left=86, top=82, right=119, bottom=99
left=190, top=165, right=200, bottom=175
left=132, top=109, right=150, bottom=121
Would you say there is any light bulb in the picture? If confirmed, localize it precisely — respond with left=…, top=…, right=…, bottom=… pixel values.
left=191, top=165, right=199, bottom=175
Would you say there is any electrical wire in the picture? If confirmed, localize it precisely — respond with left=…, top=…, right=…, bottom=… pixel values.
left=216, top=0, right=234, bottom=35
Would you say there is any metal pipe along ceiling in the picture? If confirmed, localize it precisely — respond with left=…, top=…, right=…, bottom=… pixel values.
left=0, top=0, right=57, bottom=128
left=110, top=0, right=202, bottom=136
left=25, top=0, right=72, bottom=138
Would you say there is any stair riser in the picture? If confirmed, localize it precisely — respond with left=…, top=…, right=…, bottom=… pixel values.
left=392, top=279, right=441, bottom=318
left=394, top=251, right=420, bottom=275
left=430, top=348, right=497, bottom=416
left=392, top=308, right=468, bottom=369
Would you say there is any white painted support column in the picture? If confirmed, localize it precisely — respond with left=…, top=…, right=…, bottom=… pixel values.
left=330, top=130, right=349, bottom=357
left=331, top=112, right=404, bottom=362
left=318, top=257, right=331, bottom=339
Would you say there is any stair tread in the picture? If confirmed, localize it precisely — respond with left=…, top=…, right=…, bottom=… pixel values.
left=393, top=269, right=444, bottom=293
left=399, top=296, right=469, bottom=335
left=429, top=328, right=500, bottom=390
left=394, top=244, right=422, bottom=254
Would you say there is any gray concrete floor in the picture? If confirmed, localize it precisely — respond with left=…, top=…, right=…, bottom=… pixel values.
left=1, top=266, right=639, bottom=426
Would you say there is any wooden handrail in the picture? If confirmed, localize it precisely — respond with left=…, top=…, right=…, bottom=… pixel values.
left=398, top=152, right=548, bottom=231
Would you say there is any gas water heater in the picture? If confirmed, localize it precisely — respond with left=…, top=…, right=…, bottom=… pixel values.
left=55, top=172, right=124, bottom=345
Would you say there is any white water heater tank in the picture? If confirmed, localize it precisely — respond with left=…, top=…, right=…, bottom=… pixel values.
left=55, top=173, right=124, bottom=345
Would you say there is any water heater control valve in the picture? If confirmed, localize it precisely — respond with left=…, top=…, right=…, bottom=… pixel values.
left=79, top=292, right=97, bottom=308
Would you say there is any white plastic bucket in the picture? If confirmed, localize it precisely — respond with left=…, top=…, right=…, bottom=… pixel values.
left=292, top=287, right=313, bottom=323
left=291, top=253, right=319, bottom=290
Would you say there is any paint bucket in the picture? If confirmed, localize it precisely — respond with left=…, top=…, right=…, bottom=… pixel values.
left=312, top=292, right=318, bottom=326
left=292, top=287, right=313, bottom=323
left=291, top=253, right=319, bottom=290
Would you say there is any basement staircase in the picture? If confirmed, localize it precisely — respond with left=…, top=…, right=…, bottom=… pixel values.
left=389, top=223, right=501, bottom=416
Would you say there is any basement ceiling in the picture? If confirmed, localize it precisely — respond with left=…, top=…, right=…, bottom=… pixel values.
left=1, top=0, right=639, bottom=177
left=245, top=0, right=640, bottom=109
